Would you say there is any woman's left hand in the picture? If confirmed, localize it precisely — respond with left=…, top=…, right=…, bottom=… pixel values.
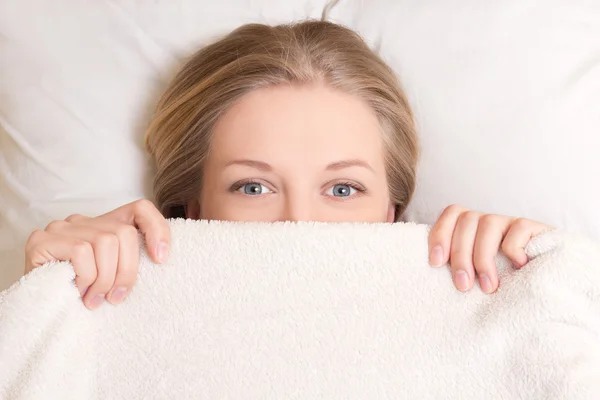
left=428, top=205, right=553, bottom=294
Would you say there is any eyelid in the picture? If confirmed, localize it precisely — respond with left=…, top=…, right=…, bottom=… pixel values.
left=230, top=178, right=277, bottom=193
left=324, top=180, right=366, bottom=192
left=322, top=180, right=367, bottom=198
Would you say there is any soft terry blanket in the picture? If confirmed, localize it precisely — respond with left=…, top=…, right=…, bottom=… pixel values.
left=1, top=220, right=600, bottom=399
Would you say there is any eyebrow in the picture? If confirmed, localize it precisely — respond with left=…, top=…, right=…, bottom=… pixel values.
left=225, top=159, right=272, bottom=171
left=225, top=159, right=375, bottom=173
left=326, top=159, right=375, bottom=173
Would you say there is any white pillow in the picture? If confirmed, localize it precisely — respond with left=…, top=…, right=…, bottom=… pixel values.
left=1, top=0, right=599, bottom=290
left=328, top=0, right=600, bottom=233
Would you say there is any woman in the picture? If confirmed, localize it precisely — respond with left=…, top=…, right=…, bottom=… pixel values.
left=24, top=21, right=551, bottom=310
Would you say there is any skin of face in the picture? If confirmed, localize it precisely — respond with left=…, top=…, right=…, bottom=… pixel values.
left=187, top=83, right=395, bottom=223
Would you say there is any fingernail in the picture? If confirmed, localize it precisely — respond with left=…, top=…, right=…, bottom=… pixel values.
left=429, top=245, right=444, bottom=267
left=453, top=270, right=470, bottom=292
left=157, top=241, right=168, bottom=263
left=88, top=294, right=105, bottom=309
left=479, top=274, right=494, bottom=294
left=110, top=287, right=128, bottom=304
left=513, top=257, right=528, bottom=269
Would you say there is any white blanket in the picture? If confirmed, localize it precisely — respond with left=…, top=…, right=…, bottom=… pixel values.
left=1, top=220, right=600, bottom=399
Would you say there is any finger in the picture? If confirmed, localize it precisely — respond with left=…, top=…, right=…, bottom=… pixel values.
left=25, top=229, right=54, bottom=274
left=107, top=224, right=140, bottom=305
left=501, top=218, right=551, bottom=269
left=68, top=219, right=141, bottom=305
left=473, top=214, right=512, bottom=294
left=46, top=221, right=129, bottom=306
left=71, top=240, right=98, bottom=296
left=449, top=211, right=482, bottom=292
left=428, top=204, right=468, bottom=267
left=100, top=199, right=170, bottom=264
left=25, top=230, right=97, bottom=296
left=69, top=230, right=119, bottom=310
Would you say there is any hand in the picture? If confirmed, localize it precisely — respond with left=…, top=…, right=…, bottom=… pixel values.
left=25, top=199, right=170, bottom=309
left=428, top=205, right=553, bottom=294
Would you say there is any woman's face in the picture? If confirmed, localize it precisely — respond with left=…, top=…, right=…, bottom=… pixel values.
left=189, top=84, right=394, bottom=223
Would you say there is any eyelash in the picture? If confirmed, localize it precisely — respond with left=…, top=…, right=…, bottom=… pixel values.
left=229, top=179, right=367, bottom=196
left=331, top=180, right=367, bottom=195
left=229, top=178, right=272, bottom=193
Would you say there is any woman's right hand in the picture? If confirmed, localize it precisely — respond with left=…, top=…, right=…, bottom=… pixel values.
left=24, top=199, right=171, bottom=310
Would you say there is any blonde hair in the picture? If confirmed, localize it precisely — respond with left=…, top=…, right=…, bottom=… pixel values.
left=146, top=20, right=419, bottom=220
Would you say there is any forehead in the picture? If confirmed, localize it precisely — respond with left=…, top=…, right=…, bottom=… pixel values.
left=209, top=84, right=386, bottom=167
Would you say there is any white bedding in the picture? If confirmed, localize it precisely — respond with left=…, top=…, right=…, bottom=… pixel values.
left=1, top=220, right=600, bottom=399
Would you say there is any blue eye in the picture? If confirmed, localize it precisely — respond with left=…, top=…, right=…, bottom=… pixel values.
left=238, top=183, right=272, bottom=195
left=326, top=184, right=357, bottom=197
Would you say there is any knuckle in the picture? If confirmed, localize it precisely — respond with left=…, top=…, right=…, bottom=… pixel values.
left=458, top=210, right=479, bottom=225
left=450, top=247, right=467, bottom=263
left=428, top=231, right=442, bottom=244
left=94, top=279, right=114, bottom=292
left=93, top=268, right=118, bottom=291
left=77, top=271, right=97, bottom=287
left=443, top=204, right=463, bottom=215
left=450, top=248, right=459, bottom=260
left=472, top=256, right=486, bottom=272
left=26, top=229, right=44, bottom=249
left=114, top=224, right=139, bottom=241
left=133, top=199, right=156, bottom=214
left=71, top=240, right=93, bottom=259
left=473, top=258, right=492, bottom=273
left=116, top=268, right=138, bottom=284
left=512, top=217, right=530, bottom=230
left=118, top=264, right=138, bottom=276
left=71, top=243, right=97, bottom=281
left=480, top=214, right=501, bottom=228
left=500, top=240, right=514, bottom=256
left=45, top=220, right=67, bottom=232
left=93, top=232, right=119, bottom=249
left=65, top=213, right=85, bottom=223
left=96, top=278, right=112, bottom=294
